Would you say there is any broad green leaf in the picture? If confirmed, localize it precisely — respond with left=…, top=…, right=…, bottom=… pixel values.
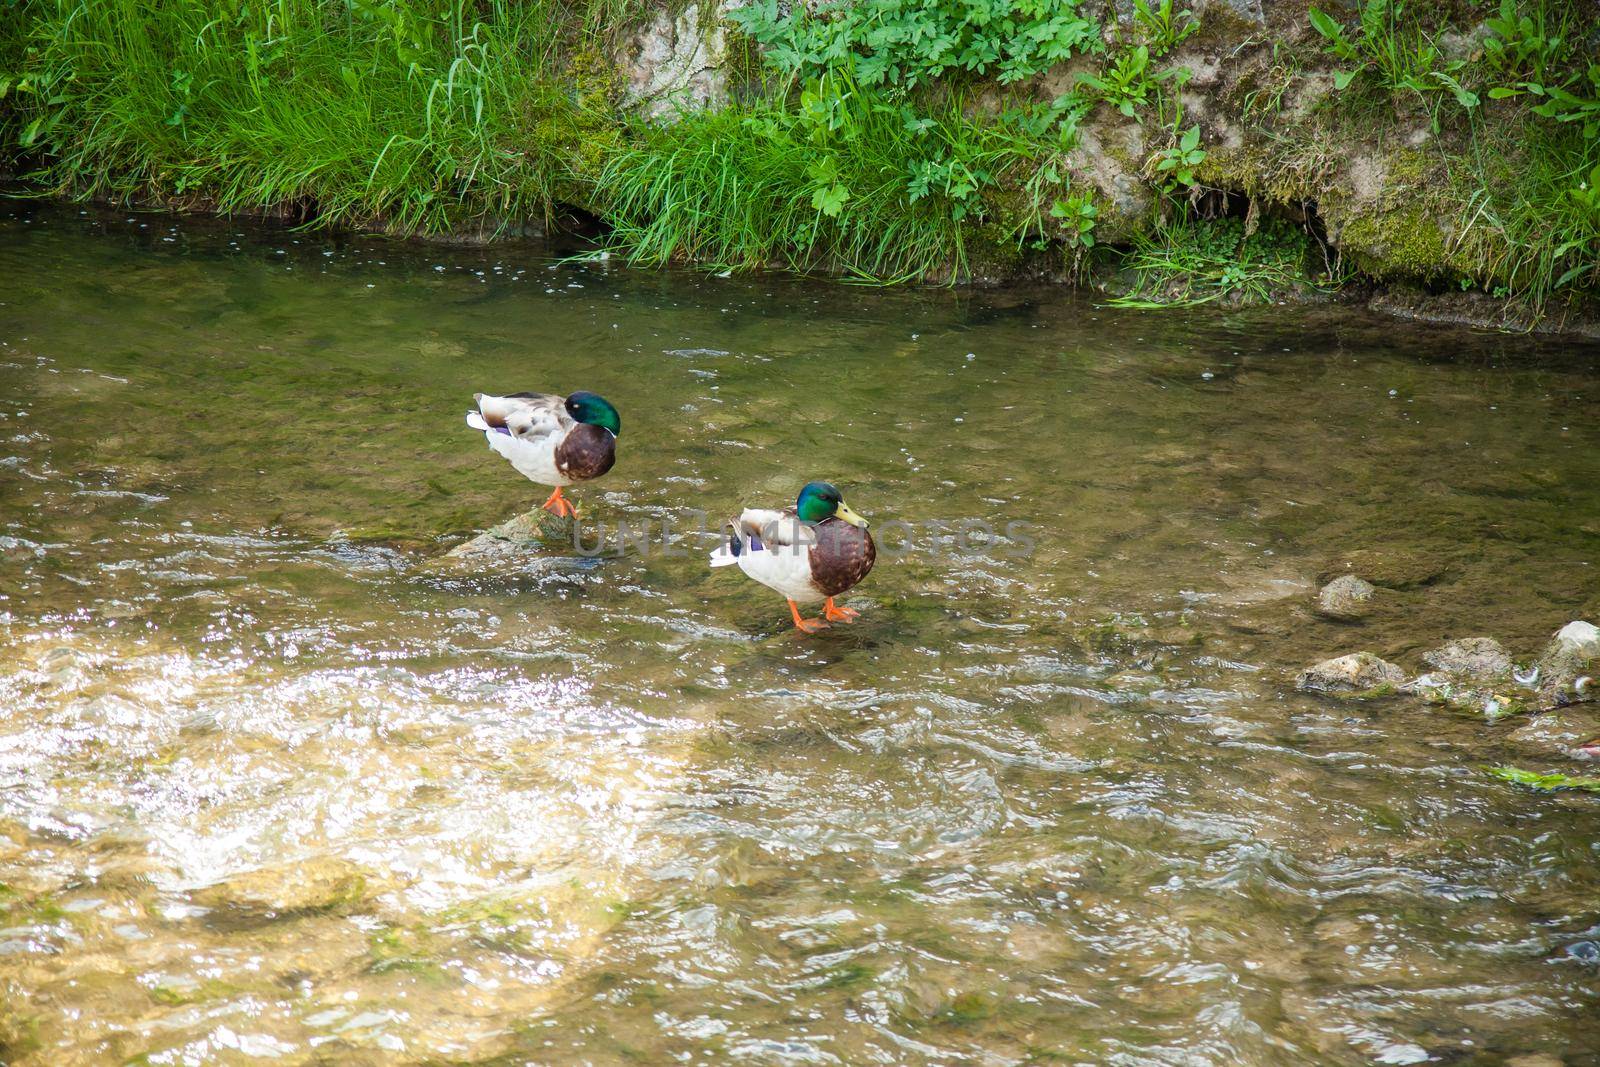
left=1307, top=8, right=1343, bottom=42
left=812, top=182, right=850, bottom=217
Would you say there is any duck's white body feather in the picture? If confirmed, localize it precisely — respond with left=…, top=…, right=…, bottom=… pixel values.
left=708, top=507, right=822, bottom=602
left=466, top=393, right=575, bottom=487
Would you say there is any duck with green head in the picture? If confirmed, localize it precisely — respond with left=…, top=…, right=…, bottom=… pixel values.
left=465, top=390, right=621, bottom=517
left=709, top=481, right=876, bottom=633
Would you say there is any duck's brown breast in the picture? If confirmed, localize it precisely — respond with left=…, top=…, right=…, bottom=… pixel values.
left=554, top=424, right=616, bottom=482
left=808, top=519, right=875, bottom=597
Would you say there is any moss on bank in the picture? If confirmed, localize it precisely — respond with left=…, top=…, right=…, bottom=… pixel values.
left=0, top=0, right=1596, bottom=323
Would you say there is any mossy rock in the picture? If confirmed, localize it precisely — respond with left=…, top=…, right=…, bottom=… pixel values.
left=1337, top=208, right=1452, bottom=280
left=194, top=858, right=377, bottom=924
left=437, top=508, right=574, bottom=562
left=937, top=990, right=996, bottom=1025
left=148, top=977, right=244, bottom=1007
left=1296, top=652, right=1406, bottom=697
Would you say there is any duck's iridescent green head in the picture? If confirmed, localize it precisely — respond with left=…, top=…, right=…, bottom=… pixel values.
left=566, top=391, right=621, bottom=436
left=796, top=481, right=868, bottom=527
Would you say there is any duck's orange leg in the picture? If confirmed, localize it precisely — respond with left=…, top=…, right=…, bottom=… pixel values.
left=788, top=599, right=828, bottom=633
left=541, top=486, right=577, bottom=518
left=823, top=597, right=859, bottom=622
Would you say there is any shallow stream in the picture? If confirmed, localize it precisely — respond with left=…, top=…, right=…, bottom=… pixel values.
left=2, top=200, right=1599, bottom=1065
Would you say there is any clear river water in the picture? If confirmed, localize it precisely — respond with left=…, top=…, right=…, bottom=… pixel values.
left=2, top=199, right=1599, bottom=1065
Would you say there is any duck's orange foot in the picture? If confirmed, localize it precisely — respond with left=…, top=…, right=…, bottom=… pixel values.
left=788, top=599, right=829, bottom=634
left=823, top=597, right=859, bottom=623
left=541, top=487, right=577, bottom=519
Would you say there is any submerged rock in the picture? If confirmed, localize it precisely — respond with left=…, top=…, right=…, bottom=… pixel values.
left=1422, top=637, right=1512, bottom=681
left=1508, top=707, right=1600, bottom=760
left=441, top=509, right=569, bottom=562
left=1315, top=575, right=1376, bottom=620
left=1535, top=620, right=1599, bottom=709
left=1296, top=652, right=1405, bottom=696
left=1320, top=547, right=1452, bottom=590
left=195, top=858, right=375, bottom=922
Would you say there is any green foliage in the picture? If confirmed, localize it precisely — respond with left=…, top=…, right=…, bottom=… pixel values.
left=1488, top=766, right=1600, bottom=793
left=1132, top=0, right=1198, bottom=57
left=597, top=71, right=1038, bottom=281
left=1049, top=192, right=1097, bottom=248
left=1153, top=125, right=1206, bottom=188
left=1308, top=0, right=1478, bottom=116
left=728, top=0, right=1104, bottom=91
left=1076, top=44, right=1178, bottom=118
left=1109, top=215, right=1324, bottom=307
left=1, top=0, right=605, bottom=232
left=1305, top=0, right=1598, bottom=306
left=1456, top=122, right=1600, bottom=302
left=1481, top=0, right=1569, bottom=84
left=1491, top=64, right=1600, bottom=139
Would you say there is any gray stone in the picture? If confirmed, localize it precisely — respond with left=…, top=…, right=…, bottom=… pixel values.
left=1315, top=574, right=1376, bottom=620
left=1296, top=652, right=1406, bottom=695
left=1536, top=620, right=1600, bottom=708
left=1063, top=122, right=1154, bottom=233
left=1421, top=637, right=1512, bottom=680
left=1194, top=0, right=1265, bottom=25
left=618, top=3, right=736, bottom=122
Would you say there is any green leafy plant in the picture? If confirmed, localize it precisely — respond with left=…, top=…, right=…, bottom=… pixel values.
left=1455, top=111, right=1600, bottom=304
left=806, top=155, right=851, bottom=217
left=1049, top=192, right=1097, bottom=248
left=728, top=0, right=1103, bottom=92
left=1482, top=0, right=1568, bottom=84
left=1152, top=124, right=1205, bottom=188
left=1132, top=0, right=1198, bottom=57
left=597, top=69, right=1032, bottom=281
left=1308, top=0, right=1479, bottom=116
left=1491, top=63, right=1600, bottom=139
left=1077, top=45, right=1179, bottom=118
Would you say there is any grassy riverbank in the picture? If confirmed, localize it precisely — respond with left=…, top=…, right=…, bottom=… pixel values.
left=1, top=0, right=1596, bottom=320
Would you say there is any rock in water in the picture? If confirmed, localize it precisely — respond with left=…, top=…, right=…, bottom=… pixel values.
left=1315, top=575, right=1376, bottom=620
left=1554, top=620, right=1600, bottom=648
left=194, top=858, right=374, bottom=923
left=443, top=509, right=569, bottom=562
left=1536, top=620, right=1600, bottom=708
left=1422, top=637, right=1512, bottom=680
left=1296, top=652, right=1406, bottom=695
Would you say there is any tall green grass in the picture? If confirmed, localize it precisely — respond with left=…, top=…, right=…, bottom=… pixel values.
left=597, top=71, right=1062, bottom=280
left=2, top=0, right=609, bottom=232
left=1453, top=119, right=1600, bottom=306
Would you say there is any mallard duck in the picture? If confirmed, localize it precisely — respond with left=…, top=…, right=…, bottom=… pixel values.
left=709, top=481, right=875, bottom=633
left=465, top=391, right=620, bottom=517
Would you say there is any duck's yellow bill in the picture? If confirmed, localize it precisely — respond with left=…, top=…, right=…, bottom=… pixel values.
left=835, top=502, right=869, bottom=528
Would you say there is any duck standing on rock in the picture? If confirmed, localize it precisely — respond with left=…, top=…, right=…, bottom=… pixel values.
left=709, top=481, right=875, bottom=633
left=465, top=391, right=620, bottom=517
